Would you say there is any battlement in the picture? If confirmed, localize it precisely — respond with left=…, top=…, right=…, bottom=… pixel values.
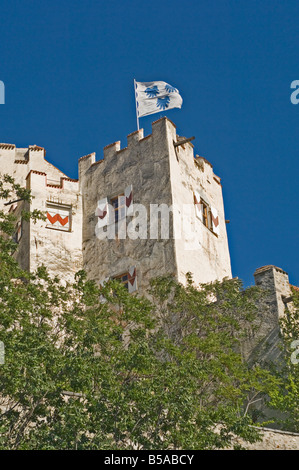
left=78, top=117, right=177, bottom=173
left=254, top=265, right=288, bottom=276
left=194, top=155, right=221, bottom=183
left=0, top=143, right=16, bottom=150
left=0, top=141, right=71, bottom=194
left=26, top=169, right=79, bottom=191
left=78, top=117, right=202, bottom=179
left=0, top=144, right=46, bottom=161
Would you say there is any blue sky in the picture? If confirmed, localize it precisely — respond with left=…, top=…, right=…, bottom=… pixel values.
left=0, top=0, right=298, bottom=287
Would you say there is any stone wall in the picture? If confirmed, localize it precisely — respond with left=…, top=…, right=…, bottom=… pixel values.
left=79, top=118, right=177, bottom=292
left=1, top=119, right=233, bottom=292
left=233, top=427, right=299, bottom=450
left=79, top=117, right=232, bottom=291
left=241, top=265, right=293, bottom=362
left=254, top=265, right=293, bottom=319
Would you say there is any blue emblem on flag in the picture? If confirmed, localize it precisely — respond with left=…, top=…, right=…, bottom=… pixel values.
left=135, top=80, right=182, bottom=118
left=165, top=83, right=178, bottom=93
left=156, top=96, right=170, bottom=110
left=145, top=86, right=159, bottom=98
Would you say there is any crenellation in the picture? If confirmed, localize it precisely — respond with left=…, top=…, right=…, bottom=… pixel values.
left=26, top=171, right=79, bottom=191
left=115, top=146, right=128, bottom=155
left=78, top=152, right=95, bottom=162
left=127, top=128, right=144, bottom=146
left=152, top=116, right=177, bottom=129
left=103, top=141, right=121, bottom=160
left=26, top=169, right=47, bottom=179
left=213, top=176, right=222, bottom=186
left=90, top=159, right=104, bottom=169
left=78, top=118, right=175, bottom=183
left=195, top=155, right=213, bottom=172
left=0, top=143, right=16, bottom=150
left=78, top=152, right=96, bottom=179
left=28, top=146, right=45, bottom=167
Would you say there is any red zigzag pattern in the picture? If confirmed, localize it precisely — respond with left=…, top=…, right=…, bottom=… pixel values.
left=47, top=212, right=69, bottom=226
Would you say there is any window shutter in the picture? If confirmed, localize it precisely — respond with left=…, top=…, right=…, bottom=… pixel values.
left=95, top=197, right=109, bottom=227
left=211, top=206, right=220, bottom=235
left=118, top=195, right=126, bottom=221
left=99, top=276, right=110, bottom=303
left=128, top=266, right=137, bottom=293
left=194, top=190, right=203, bottom=222
left=13, top=220, right=22, bottom=243
left=16, top=220, right=22, bottom=242
left=125, top=185, right=133, bottom=216
left=100, top=276, right=109, bottom=287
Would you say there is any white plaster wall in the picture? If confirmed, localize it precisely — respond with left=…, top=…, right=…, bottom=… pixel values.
left=27, top=172, right=83, bottom=283
left=0, top=144, right=82, bottom=282
left=0, top=145, right=68, bottom=195
left=164, top=119, right=232, bottom=286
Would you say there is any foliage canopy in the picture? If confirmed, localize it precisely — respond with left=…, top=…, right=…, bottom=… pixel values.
left=0, top=176, right=289, bottom=450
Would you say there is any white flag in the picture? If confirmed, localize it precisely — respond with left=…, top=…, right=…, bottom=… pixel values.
left=135, top=81, right=183, bottom=118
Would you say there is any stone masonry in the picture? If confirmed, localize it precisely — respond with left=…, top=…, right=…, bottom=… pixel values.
left=79, top=117, right=232, bottom=291
left=239, top=265, right=295, bottom=363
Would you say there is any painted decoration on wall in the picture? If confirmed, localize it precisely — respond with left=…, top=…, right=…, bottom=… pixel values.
left=46, top=204, right=71, bottom=231
left=125, top=185, right=133, bottom=216
left=95, top=197, right=109, bottom=227
left=128, top=266, right=137, bottom=293
left=211, top=206, right=220, bottom=235
left=194, top=190, right=203, bottom=222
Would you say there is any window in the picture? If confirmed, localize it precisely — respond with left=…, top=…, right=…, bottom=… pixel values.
left=95, top=186, right=133, bottom=230
left=13, top=220, right=22, bottom=243
left=200, top=199, right=212, bottom=229
left=112, top=267, right=137, bottom=293
left=194, top=192, right=219, bottom=236
left=46, top=203, right=71, bottom=232
left=113, top=272, right=129, bottom=290
left=110, top=194, right=126, bottom=223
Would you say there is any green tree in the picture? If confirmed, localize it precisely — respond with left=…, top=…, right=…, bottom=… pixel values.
left=268, top=287, right=299, bottom=432
left=0, top=175, right=278, bottom=450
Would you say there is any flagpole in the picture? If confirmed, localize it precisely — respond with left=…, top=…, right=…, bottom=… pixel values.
left=134, top=79, right=139, bottom=131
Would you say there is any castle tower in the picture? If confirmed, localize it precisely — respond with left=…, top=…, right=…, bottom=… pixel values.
left=1, top=118, right=232, bottom=291
left=79, top=117, right=232, bottom=291
left=254, top=265, right=293, bottom=319
left=242, top=265, right=294, bottom=362
left=0, top=144, right=83, bottom=282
